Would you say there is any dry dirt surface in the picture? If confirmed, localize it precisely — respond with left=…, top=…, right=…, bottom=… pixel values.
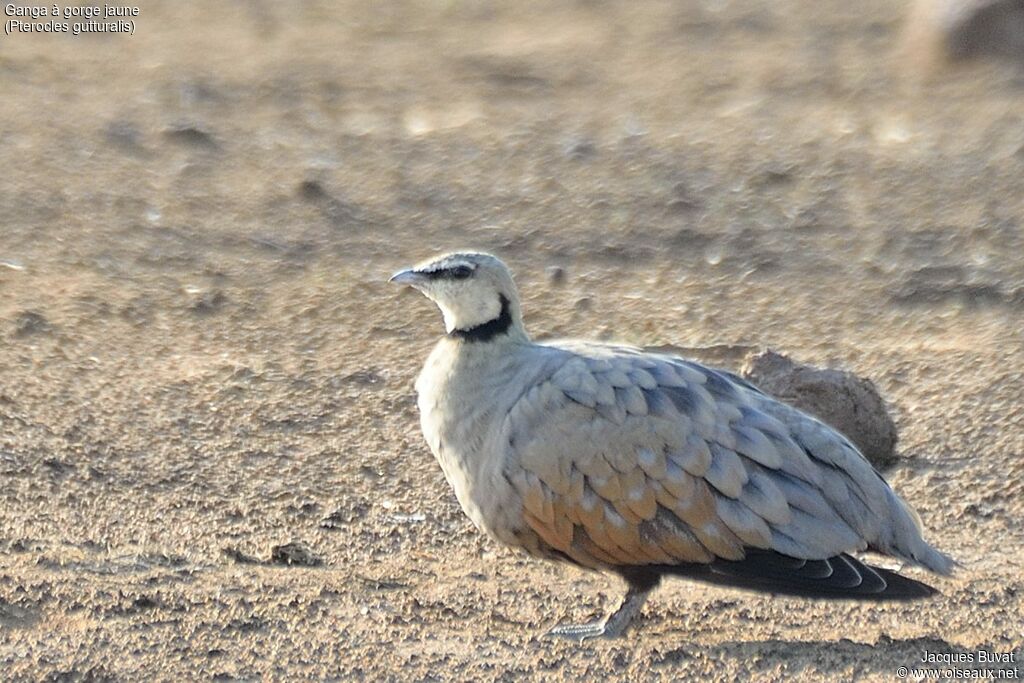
left=2, top=1, right=1023, bottom=680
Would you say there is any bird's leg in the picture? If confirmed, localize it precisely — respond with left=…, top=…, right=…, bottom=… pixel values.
left=545, top=573, right=658, bottom=642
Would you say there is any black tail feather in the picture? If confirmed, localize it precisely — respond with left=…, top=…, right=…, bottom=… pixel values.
left=633, top=550, right=938, bottom=601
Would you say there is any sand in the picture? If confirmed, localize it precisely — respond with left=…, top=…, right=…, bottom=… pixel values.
left=1, top=0, right=1022, bottom=680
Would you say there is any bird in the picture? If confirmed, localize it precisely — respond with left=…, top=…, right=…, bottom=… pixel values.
left=389, top=251, right=954, bottom=641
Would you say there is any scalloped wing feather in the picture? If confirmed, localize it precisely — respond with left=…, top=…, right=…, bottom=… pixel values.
left=501, top=344, right=912, bottom=571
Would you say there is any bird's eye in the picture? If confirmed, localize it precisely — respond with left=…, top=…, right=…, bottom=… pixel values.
left=449, top=265, right=473, bottom=279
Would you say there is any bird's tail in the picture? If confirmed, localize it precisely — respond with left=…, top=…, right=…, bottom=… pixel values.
left=650, top=550, right=940, bottom=601
left=881, top=491, right=956, bottom=575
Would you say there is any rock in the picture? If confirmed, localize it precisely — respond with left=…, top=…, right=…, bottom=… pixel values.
left=319, top=511, right=348, bottom=530
left=221, top=547, right=261, bottom=565
left=891, top=266, right=1022, bottom=308
left=295, top=178, right=362, bottom=228
left=741, top=350, right=900, bottom=469
left=546, top=266, right=566, bottom=285
left=563, top=135, right=596, bottom=160
left=905, top=0, right=1024, bottom=68
left=270, top=541, right=322, bottom=567
left=13, top=311, right=52, bottom=337
left=338, top=369, right=386, bottom=388
left=42, top=458, right=76, bottom=475
left=297, top=179, right=330, bottom=202
left=667, top=183, right=703, bottom=214
left=104, top=120, right=147, bottom=156
left=163, top=123, right=220, bottom=151
left=319, top=498, right=369, bottom=529
left=189, top=289, right=228, bottom=315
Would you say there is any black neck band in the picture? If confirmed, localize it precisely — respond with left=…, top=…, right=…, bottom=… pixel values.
left=449, top=294, right=512, bottom=343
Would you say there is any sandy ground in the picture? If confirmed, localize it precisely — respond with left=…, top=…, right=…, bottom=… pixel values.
left=1, top=0, right=1023, bottom=680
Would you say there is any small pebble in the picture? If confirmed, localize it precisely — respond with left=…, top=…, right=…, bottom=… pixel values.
left=546, top=266, right=566, bottom=286
left=270, top=541, right=322, bottom=567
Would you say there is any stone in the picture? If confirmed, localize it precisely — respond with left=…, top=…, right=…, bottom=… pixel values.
left=741, top=350, right=900, bottom=469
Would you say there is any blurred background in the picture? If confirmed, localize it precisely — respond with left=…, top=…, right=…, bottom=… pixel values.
left=1, top=1, right=1022, bottom=679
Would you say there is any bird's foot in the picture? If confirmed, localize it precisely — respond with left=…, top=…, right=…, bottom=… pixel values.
left=544, top=577, right=655, bottom=643
left=544, top=594, right=641, bottom=642
left=544, top=578, right=654, bottom=643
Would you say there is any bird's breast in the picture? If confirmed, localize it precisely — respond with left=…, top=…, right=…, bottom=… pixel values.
left=415, top=341, right=531, bottom=546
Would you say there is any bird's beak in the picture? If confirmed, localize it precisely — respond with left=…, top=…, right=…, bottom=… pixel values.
left=389, top=268, right=424, bottom=286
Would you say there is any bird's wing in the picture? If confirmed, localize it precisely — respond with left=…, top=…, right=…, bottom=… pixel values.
left=499, top=343, right=909, bottom=572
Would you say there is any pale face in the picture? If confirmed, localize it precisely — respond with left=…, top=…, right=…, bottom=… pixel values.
left=390, top=252, right=517, bottom=334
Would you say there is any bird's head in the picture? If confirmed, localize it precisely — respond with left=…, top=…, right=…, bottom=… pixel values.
left=389, top=251, right=526, bottom=341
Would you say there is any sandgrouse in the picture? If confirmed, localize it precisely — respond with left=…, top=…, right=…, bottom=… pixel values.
left=390, top=251, right=953, bottom=640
